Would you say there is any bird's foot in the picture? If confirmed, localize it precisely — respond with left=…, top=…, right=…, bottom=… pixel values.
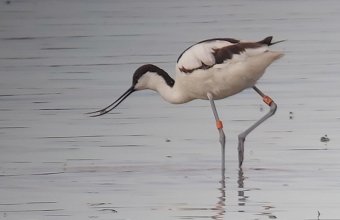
left=238, top=135, right=245, bottom=167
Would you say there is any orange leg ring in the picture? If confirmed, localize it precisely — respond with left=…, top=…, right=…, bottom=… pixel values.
left=216, top=120, right=223, bottom=129
left=263, top=95, right=273, bottom=106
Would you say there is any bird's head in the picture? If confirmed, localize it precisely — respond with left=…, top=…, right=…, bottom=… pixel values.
left=87, top=64, right=174, bottom=117
left=132, top=64, right=174, bottom=91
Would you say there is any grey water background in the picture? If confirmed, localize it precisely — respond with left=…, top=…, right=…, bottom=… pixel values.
left=1, top=0, right=340, bottom=219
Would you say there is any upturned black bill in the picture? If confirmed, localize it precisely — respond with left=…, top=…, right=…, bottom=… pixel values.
left=86, top=86, right=134, bottom=117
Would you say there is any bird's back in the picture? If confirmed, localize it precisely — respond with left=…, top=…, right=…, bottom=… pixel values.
left=176, top=36, right=282, bottom=75
left=174, top=37, right=284, bottom=100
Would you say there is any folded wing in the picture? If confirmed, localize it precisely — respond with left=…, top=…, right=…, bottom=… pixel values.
left=176, top=37, right=273, bottom=74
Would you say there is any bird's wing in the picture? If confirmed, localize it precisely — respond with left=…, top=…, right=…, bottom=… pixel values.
left=176, top=37, right=272, bottom=74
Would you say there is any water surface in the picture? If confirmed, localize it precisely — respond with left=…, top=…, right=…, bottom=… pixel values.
left=1, top=0, right=340, bottom=219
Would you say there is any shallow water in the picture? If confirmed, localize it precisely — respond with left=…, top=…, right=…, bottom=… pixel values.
left=1, top=0, right=340, bottom=219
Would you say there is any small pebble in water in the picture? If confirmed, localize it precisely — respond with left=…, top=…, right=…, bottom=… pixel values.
left=320, top=134, right=330, bottom=143
left=289, top=111, right=294, bottom=119
left=165, top=139, right=171, bottom=142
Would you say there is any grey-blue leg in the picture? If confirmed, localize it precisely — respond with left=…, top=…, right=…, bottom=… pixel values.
left=238, top=86, right=277, bottom=167
left=208, top=93, right=226, bottom=171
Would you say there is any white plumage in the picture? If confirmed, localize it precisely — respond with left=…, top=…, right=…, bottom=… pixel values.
left=176, top=40, right=234, bottom=72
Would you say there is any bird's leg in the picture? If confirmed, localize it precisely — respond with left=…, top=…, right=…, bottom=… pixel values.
left=207, top=93, right=226, bottom=172
left=238, top=86, right=277, bottom=167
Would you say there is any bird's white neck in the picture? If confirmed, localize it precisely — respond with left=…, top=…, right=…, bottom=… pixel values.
left=154, top=79, right=186, bottom=104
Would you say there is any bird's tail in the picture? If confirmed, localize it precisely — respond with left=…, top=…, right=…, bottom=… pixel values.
left=258, top=36, right=285, bottom=46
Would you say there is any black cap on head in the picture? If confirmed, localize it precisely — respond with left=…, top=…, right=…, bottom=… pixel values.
left=132, top=64, right=174, bottom=87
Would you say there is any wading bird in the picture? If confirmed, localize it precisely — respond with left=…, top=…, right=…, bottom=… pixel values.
left=88, top=36, right=284, bottom=169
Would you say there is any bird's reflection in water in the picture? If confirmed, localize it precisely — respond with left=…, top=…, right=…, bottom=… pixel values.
left=237, top=168, right=247, bottom=208
left=212, top=169, right=226, bottom=220
left=212, top=168, right=248, bottom=219
left=189, top=167, right=277, bottom=220
left=237, top=168, right=277, bottom=219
